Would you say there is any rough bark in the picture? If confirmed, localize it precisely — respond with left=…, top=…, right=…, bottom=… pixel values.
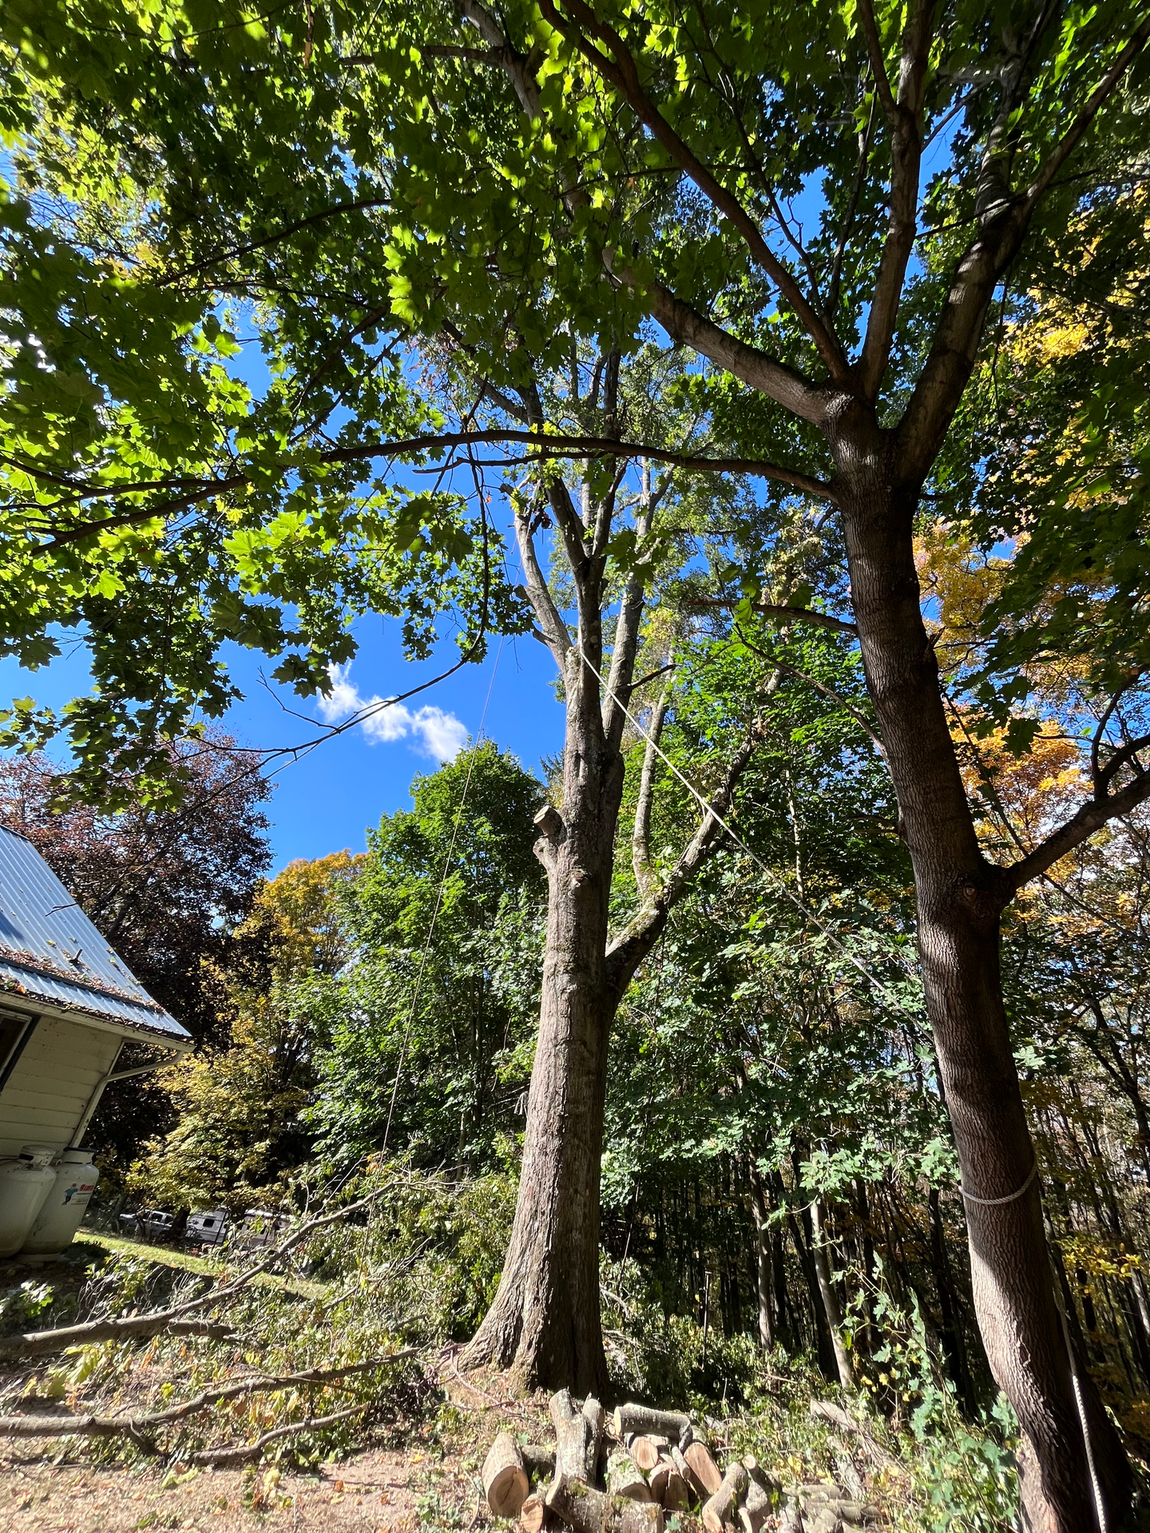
left=547, top=1474, right=664, bottom=1533
left=682, top=1442, right=722, bottom=1499
left=701, top=1462, right=747, bottom=1533
left=748, top=1163, right=774, bottom=1352
left=835, top=434, right=1132, bottom=1529
left=606, top=1449, right=652, bottom=1502
left=465, top=449, right=757, bottom=1391
left=462, top=613, right=621, bottom=1391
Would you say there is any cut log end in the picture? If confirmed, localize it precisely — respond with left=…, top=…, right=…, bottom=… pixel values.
left=520, top=1494, right=547, bottom=1533
left=483, top=1433, right=530, bottom=1519
left=607, top=1448, right=653, bottom=1503
left=629, top=1435, right=667, bottom=1473
left=684, top=1441, right=723, bottom=1498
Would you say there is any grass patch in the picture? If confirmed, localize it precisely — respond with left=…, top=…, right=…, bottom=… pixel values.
left=82, top=1232, right=329, bottom=1299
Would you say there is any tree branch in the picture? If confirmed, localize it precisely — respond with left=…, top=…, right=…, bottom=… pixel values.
left=19, top=429, right=836, bottom=550
left=895, top=15, right=1150, bottom=481
left=515, top=509, right=573, bottom=663
left=0, top=1189, right=388, bottom=1362
left=605, top=687, right=774, bottom=1000
left=639, top=279, right=831, bottom=425
left=540, top=0, right=848, bottom=379
left=858, top=0, right=934, bottom=399
left=688, top=598, right=857, bottom=637
left=0, top=1355, right=416, bottom=1442
left=1026, top=16, right=1150, bottom=209
left=857, top=0, right=899, bottom=125
left=631, top=674, right=672, bottom=899
left=1002, top=770, right=1150, bottom=896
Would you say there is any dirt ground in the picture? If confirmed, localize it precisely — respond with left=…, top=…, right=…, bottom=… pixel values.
left=2, top=1443, right=432, bottom=1533
left=1, top=1357, right=552, bottom=1533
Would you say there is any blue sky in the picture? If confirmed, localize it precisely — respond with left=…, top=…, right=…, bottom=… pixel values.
left=0, top=620, right=565, bottom=872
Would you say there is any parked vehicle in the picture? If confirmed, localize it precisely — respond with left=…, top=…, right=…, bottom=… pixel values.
left=187, top=1208, right=228, bottom=1247
left=118, top=1208, right=174, bottom=1240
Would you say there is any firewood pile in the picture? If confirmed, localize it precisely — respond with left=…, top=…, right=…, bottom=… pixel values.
left=481, top=1395, right=877, bottom=1533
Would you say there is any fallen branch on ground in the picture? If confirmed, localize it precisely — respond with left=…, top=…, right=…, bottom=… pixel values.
left=0, top=1351, right=418, bottom=1441
left=191, top=1404, right=369, bottom=1467
left=809, top=1399, right=900, bottom=1469
left=0, top=1188, right=389, bottom=1363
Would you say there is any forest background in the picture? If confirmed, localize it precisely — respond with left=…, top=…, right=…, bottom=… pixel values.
left=2, top=2, right=1150, bottom=1530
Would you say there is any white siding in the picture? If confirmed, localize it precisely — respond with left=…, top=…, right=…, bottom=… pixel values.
left=0, top=1017, right=120, bottom=1156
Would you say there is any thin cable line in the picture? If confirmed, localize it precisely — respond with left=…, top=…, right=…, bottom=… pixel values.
left=577, top=646, right=917, bottom=1019
left=380, top=637, right=505, bottom=1155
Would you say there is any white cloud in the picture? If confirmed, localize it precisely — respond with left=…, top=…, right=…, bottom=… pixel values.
left=318, top=666, right=468, bottom=762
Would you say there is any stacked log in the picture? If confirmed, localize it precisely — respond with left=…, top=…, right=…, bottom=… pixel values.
left=481, top=1394, right=780, bottom=1533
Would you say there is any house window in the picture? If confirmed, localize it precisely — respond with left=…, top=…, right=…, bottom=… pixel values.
left=0, top=1010, right=35, bottom=1090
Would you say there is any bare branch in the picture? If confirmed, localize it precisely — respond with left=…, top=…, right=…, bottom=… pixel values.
left=1002, top=770, right=1150, bottom=896
left=632, top=673, right=672, bottom=898
left=192, top=1406, right=369, bottom=1468
left=895, top=15, right=1150, bottom=480
left=157, top=197, right=392, bottom=287
left=769, top=655, right=887, bottom=762
left=688, top=598, right=857, bottom=637
left=17, top=428, right=836, bottom=550
left=639, top=279, right=831, bottom=425
left=0, top=1189, right=388, bottom=1362
left=0, top=1355, right=417, bottom=1442
left=606, top=716, right=764, bottom=1000
left=1096, top=732, right=1150, bottom=795
left=827, top=89, right=877, bottom=316
left=515, top=510, right=573, bottom=662
left=857, top=0, right=899, bottom=125
left=540, top=0, right=848, bottom=379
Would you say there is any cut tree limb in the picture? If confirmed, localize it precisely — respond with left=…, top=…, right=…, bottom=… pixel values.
left=648, top=1453, right=689, bottom=1511
left=0, top=1315, right=234, bottom=1363
left=191, top=1405, right=367, bottom=1468
left=737, top=1476, right=772, bottom=1533
left=683, top=1441, right=723, bottom=1497
left=582, top=1395, right=605, bottom=1482
left=546, top=1472, right=664, bottom=1533
left=702, top=1463, right=748, bottom=1533
left=612, top=1404, right=692, bottom=1442
left=484, top=1433, right=530, bottom=1517
left=520, top=1495, right=547, bottom=1533
left=0, top=1189, right=390, bottom=1363
left=550, top=1389, right=593, bottom=1481
left=0, top=1354, right=415, bottom=1441
left=606, top=1447, right=653, bottom=1502
left=808, top=1400, right=899, bottom=1470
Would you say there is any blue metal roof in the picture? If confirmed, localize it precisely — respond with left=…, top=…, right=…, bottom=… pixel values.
left=0, top=825, right=191, bottom=1046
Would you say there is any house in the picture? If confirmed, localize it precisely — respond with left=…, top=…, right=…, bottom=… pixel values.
left=0, top=825, right=192, bottom=1158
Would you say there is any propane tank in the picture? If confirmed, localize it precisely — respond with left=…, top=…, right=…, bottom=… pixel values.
left=20, top=1148, right=101, bottom=1255
left=0, top=1145, right=58, bottom=1258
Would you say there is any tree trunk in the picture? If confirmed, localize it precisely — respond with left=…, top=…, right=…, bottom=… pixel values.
left=809, top=1198, right=854, bottom=1391
left=837, top=434, right=1132, bottom=1529
left=463, top=652, right=620, bottom=1393
left=748, top=1163, right=774, bottom=1352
